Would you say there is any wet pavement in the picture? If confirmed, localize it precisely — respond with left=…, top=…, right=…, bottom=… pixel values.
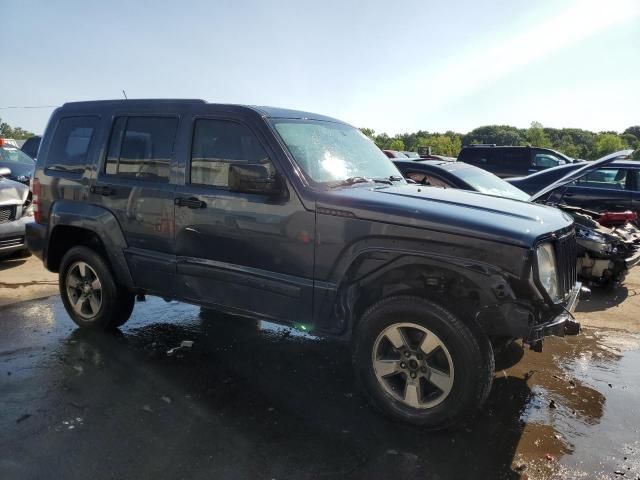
left=1, top=296, right=640, bottom=480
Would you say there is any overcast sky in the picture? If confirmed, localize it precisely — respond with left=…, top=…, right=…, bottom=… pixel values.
left=2, top=0, right=639, bottom=135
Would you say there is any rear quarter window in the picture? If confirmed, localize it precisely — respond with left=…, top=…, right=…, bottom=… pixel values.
left=46, top=116, right=100, bottom=173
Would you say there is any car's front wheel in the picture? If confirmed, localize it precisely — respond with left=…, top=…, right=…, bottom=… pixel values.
left=59, top=246, right=134, bottom=329
left=353, top=296, right=494, bottom=429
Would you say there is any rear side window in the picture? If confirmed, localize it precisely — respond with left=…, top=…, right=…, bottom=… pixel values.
left=459, top=148, right=493, bottom=165
left=47, top=116, right=99, bottom=173
left=104, top=116, right=178, bottom=183
left=499, top=149, right=528, bottom=167
left=190, top=119, right=269, bottom=187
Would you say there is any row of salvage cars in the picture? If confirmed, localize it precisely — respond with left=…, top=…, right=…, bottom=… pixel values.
left=393, top=150, right=640, bottom=289
left=0, top=165, right=33, bottom=258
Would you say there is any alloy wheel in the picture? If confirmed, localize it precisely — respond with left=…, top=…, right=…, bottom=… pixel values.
left=372, top=322, right=454, bottom=409
left=65, top=261, right=103, bottom=319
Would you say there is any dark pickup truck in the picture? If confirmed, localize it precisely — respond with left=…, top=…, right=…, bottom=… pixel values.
left=27, top=99, right=581, bottom=428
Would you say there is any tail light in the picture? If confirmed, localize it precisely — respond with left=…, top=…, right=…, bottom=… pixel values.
left=30, top=177, right=41, bottom=223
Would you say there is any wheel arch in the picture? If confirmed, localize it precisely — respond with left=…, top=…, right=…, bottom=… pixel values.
left=319, top=248, right=519, bottom=338
left=46, top=201, right=134, bottom=288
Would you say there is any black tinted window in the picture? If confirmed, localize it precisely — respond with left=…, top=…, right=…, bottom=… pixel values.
left=21, top=136, right=41, bottom=159
left=500, top=149, right=528, bottom=167
left=47, top=117, right=99, bottom=172
left=190, top=119, right=269, bottom=187
left=460, top=148, right=493, bottom=165
left=105, top=116, right=178, bottom=183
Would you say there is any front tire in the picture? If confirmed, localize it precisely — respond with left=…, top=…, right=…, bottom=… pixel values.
left=353, top=296, right=494, bottom=429
left=59, top=246, right=134, bottom=329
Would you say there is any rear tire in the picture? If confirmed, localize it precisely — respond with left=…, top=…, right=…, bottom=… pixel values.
left=59, top=246, right=134, bottom=329
left=352, top=296, right=494, bottom=429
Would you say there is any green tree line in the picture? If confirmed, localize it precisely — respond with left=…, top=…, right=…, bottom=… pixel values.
left=362, top=122, right=640, bottom=160
left=0, top=117, right=35, bottom=140
left=2, top=117, right=639, bottom=159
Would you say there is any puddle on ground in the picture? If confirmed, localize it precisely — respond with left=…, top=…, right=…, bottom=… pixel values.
left=502, top=328, right=640, bottom=480
left=3, top=296, right=640, bottom=479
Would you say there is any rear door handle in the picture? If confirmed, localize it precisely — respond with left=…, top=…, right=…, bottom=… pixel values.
left=175, top=197, right=206, bottom=209
left=90, top=185, right=114, bottom=196
left=563, top=192, right=574, bottom=197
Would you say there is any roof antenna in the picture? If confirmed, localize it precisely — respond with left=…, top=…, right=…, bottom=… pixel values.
left=122, top=90, right=128, bottom=100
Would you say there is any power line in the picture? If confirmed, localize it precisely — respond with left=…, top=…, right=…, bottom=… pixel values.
left=0, top=105, right=59, bottom=109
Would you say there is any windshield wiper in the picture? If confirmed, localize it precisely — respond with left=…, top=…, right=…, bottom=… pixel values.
left=371, top=175, right=405, bottom=185
left=328, top=175, right=405, bottom=189
left=328, top=177, right=372, bottom=189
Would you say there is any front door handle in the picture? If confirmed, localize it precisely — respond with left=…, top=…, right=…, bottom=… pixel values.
left=563, top=192, right=574, bottom=197
left=91, top=185, right=114, bottom=196
left=175, top=197, right=206, bottom=209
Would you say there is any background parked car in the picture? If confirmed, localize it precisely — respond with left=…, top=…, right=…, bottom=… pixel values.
left=21, top=135, right=42, bottom=159
left=382, top=149, right=408, bottom=158
left=393, top=155, right=640, bottom=287
left=457, top=145, right=577, bottom=178
left=508, top=158, right=640, bottom=218
left=0, top=138, right=36, bottom=185
left=0, top=167, right=33, bottom=258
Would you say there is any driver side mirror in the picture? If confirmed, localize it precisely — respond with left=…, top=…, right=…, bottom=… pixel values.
left=228, top=163, right=282, bottom=196
left=0, top=167, right=11, bottom=177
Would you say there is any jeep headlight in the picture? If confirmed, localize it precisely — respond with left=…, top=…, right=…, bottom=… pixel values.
left=536, top=242, right=559, bottom=301
left=575, top=225, right=615, bottom=254
left=575, top=225, right=605, bottom=243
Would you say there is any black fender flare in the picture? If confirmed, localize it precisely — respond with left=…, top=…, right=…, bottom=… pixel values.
left=315, top=245, right=522, bottom=336
left=47, top=201, right=134, bottom=288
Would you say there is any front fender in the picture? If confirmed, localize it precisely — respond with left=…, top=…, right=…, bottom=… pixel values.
left=314, top=246, right=526, bottom=336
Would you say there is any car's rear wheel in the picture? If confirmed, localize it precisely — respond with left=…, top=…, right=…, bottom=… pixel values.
left=59, top=246, right=134, bottom=329
left=353, top=296, right=494, bottom=429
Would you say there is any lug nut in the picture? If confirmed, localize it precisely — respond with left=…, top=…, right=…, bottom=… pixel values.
left=404, top=351, right=411, bottom=358
left=410, top=372, right=417, bottom=379
left=400, top=362, right=406, bottom=369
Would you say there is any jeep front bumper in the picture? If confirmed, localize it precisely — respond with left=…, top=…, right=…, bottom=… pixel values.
left=525, top=282, right=582, bottom=352
left=475, top=281, right=583, bottom=352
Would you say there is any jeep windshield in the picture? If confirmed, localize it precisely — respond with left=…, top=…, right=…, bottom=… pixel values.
left=271, top=119, right=403, bottom=186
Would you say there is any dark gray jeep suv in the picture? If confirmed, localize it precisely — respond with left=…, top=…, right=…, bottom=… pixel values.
left=27, top=100, right=581, bottom=428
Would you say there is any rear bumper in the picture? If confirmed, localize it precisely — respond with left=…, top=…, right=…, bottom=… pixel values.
left=25, top=221, right=47, bottom=261
left=0, top=216, right=32, bottom=256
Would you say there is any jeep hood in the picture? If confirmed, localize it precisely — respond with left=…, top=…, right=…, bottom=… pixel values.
left=318, top=183, right=574, bottom=248
left=528, top=149, right=633, bottom=202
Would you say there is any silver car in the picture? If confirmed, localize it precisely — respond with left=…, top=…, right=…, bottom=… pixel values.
left=0, top=167, right=33, bottom=258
